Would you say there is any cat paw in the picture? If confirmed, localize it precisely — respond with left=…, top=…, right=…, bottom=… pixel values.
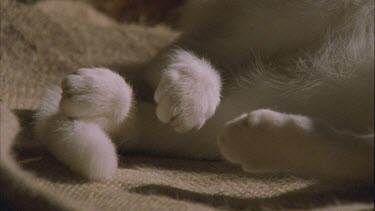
left=60, top=68, right=133, bottom=129
left=218, top=109, right=313, bottom=172
left=154, top=50, right=221, bottom=132
left=71, top=123, right=118, bottom=180
left=46, top=119, right=118, bottom=180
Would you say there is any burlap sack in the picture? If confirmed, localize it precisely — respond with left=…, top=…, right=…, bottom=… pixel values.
left=0, top=1, right=373, bottom=210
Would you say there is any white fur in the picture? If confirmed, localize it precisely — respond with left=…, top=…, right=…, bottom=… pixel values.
left=34, top=1, right=374, bottom=183
left=34, top=68, right=132, bottom=180
left=60, top=68, right=133, bottom=133
left=155, top=49, right=221, bottom=132
left=41, top=114, right=117, bottom=180
left=218, top=109, right=374, bottom=182
left=218, top=109, right=314, bottom=172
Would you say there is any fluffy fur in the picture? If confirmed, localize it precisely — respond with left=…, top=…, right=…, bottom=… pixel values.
left=34, top=0, right=374, bottom=183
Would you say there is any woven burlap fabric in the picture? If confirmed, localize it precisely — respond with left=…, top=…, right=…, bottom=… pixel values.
left=0, top=0, right=373, bottom=210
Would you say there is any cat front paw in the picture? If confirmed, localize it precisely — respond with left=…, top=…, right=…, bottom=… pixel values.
left=60, top=68, right=133, bottom=130
left=154, top=50, right=221, bottom=132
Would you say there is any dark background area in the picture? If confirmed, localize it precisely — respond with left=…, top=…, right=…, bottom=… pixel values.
left=17, top=0, right=187, bottom=28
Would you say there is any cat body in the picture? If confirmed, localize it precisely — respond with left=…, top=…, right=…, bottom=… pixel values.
left=34, top=0, right=374, bottom=183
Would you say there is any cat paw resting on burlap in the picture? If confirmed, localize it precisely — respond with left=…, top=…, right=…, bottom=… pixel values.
left=35, top=0, right=374, bottom=183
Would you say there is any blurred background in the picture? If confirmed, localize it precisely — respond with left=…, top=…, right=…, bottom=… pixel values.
left=17, top=0, right=187, bottom=28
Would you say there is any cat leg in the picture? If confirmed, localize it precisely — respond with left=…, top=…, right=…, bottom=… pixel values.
left=34, top=68, right=133, bottom=180
left=35, top=113, right=118, bottom=180
left=218, top=109, right=374, bottom=184
left=146, top=49, right=222, bottom=132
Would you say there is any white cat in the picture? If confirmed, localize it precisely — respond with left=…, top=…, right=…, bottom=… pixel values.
left=34, top=0, right=374, bottom=183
